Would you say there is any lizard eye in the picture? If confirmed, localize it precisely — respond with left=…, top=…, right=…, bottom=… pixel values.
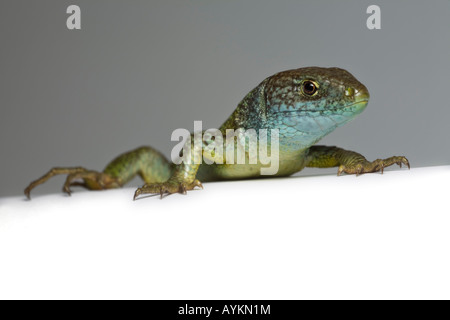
left=301, top=80, right=318, bottom=96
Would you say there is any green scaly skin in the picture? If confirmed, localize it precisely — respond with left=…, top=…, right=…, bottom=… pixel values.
left=24, top=67, right=409, bottom=200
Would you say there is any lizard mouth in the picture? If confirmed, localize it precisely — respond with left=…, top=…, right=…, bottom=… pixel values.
left=346, top=99, right=369, bottom=108
left=344, top=99, right=368, bottom=115
left=276, top=100, right=369, bottom=114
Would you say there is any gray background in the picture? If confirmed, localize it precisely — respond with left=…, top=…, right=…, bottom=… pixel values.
left=1, top=0, right=449, bottom=197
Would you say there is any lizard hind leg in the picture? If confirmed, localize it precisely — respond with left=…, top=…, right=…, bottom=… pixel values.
left=62, top=170, right=121, bottom=196
left=24, top=146, right=173, bottom=199
left=24, top=167, right=120, bottom=199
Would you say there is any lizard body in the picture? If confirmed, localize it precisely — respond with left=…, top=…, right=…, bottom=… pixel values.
left=24, top=67, right=409, bottom=199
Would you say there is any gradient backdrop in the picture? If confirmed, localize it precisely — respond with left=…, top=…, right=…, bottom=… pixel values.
left=1, top=0, right=449, bottom=197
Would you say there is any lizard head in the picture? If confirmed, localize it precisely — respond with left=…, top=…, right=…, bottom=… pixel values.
left=264, top=67, right=370, bottom=148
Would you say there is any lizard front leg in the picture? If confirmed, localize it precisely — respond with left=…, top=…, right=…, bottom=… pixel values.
left=133, top=135, right=204, bottom=200
left=305, top=145, right=410, bottom=175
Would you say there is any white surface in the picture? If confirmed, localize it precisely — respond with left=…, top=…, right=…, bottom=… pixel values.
left=0, top=165, right=449, bottom=300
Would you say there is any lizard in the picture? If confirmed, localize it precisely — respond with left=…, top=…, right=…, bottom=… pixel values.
left=24, top=67, right=409, bottom=200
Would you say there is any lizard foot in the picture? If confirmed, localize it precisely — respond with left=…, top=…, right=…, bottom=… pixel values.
left=24, top=167, right=122, bottom=199
left=337, top=156, right=410, bottom=176
left=133, top=179, right=203, bottom=200
left=62, top=171, right=119, bottom=196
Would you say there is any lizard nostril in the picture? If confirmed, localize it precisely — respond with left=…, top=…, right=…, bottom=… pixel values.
left=345, top=87, right=355, bottom=98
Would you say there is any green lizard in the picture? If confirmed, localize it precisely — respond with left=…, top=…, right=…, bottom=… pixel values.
left=24, top=67, right=409, bottom=200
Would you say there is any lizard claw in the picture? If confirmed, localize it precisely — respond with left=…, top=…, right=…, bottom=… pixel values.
left=133, top=188, right=141, bottom=201
left=62, top=185, right=72, bottom=196
left=400, top=157, right=410, bottom=169
left=24, top=188, right=31, bottom=200
left=192, top=179, right=203, bottom=189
